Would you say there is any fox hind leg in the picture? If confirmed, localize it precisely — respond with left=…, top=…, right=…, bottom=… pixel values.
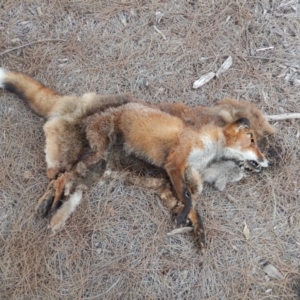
left=43, top=119, right=65, bottom=179
left=49, top=185, right=85, bottom=235
left=36, top=179, right=56, bottom=217
left=164, top=161, right=192, bottom=227
left=36, top=171, right=76, bottom=217
left=49, top=172, right=75, bottom=214
left=44, top=117, right=85, bottom=179
left=82, top=113, right=114, bottom=170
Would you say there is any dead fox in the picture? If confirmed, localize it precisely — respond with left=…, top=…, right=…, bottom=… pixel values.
left=0, top=68, right=274, bottom=251
left=75, top=102, right=269, bottom=251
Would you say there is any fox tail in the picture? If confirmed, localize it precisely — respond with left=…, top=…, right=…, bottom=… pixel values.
left=0, top=67, right=62, bottom=118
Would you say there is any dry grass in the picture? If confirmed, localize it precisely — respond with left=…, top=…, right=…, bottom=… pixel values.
left=1, top=0, right=300, bottom=299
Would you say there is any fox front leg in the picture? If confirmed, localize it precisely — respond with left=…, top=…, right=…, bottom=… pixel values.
left=164, top=164, right=192, bottom=227
left=176, top=185, right=192, bottom=226
left=156, top=187, right=206, bottom=253
left=187, top=208, right=205, bottom=253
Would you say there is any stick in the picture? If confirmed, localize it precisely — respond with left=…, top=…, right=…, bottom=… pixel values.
left=256, top=46, right=274, bottom=52
left=245, top=55, right=300, bottom=62
left=153, top=26, right=166, bottom=40
left=265, top=113, right=300, bottom=120
left=0, top=39, right=66, bottom=56
left=167, top=227, right=193, bottom=236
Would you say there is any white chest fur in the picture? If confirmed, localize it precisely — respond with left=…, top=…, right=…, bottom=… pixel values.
left=187, top=135, right=222, bottom=172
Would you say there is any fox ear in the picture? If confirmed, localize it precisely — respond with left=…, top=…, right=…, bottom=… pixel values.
left=234, top=118, right=250, bottom=130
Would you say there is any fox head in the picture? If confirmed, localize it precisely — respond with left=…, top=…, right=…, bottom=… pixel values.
left=223, top=118, right=269, bottom=170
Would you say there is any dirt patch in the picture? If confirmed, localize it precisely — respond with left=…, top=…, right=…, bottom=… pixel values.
left=1, top=1, right=300, bottom=299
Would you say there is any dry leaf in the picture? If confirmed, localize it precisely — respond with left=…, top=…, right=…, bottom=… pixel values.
left=23, top=170, right=33, bottom=179
left=243, top=222, right=250, bottom=240
left=119, top=13, right=127, bottom=26
left=193, top=72, right=215, bottom=89
left=261, top=261, right=284, bottom=280
left=216, top=56, right=233, bottom=78
left=293, top=78, right=300, bottom=86
left=107, top=206, right=115, bottom=217
left=11, top=38, right=21, bottom=44
left=226, top=194, right=238, bottom=204
left=36, top=7, right=42, bottom=15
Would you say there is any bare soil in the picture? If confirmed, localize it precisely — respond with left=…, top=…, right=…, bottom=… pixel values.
left=0, top=1, right=300, bottom=299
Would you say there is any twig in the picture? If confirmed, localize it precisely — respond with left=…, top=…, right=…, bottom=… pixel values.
left=83, top=277, right=121, bottom=299
left=0, top=39, right=66, bottom=56
left=167, top=227, right=193, bottom=236
left=245, top=55, right=300, bottom=62
left=153, top=26, right=166, bottom=40
left=265, top=113, right=300, bottom=121
left=256, top=46, right=274, bottom=52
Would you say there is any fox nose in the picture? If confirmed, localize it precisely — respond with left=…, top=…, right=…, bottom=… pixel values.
left=259, top=158, right=269, bottom=168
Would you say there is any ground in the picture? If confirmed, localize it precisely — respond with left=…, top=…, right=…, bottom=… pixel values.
left=0, top=1, right=300, bottom=299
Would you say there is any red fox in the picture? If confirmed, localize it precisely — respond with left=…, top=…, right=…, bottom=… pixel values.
left=76, top=102, right=269, bottom=251
left=1, top=68, right=274, bottom=251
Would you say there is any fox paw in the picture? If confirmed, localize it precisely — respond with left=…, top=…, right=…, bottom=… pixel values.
left=47, top=167, right=60, bottom=179
left=49, top=188, right=84, bottom=235
left=75, top=161, right=88, bottom=176
left=37, top=196, right=54, bottom=218
left=173, top=214, right=191, bottom=229
left=176, top=214, right=187, bottom=227
left=48, top=214, right=66, bottom=236
left=193, top=223, right=206, bottom=254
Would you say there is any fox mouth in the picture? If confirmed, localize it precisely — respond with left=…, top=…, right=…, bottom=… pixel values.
left=245, top=160, right=262, bottom=172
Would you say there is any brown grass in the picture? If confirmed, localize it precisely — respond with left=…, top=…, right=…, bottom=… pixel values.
left=1, top=0, right=300, bottom=299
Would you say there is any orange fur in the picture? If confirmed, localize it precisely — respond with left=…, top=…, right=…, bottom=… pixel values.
left=1, top=68, right=275, bottom=251
left=157, top=98, right=276, bottom=139
left=0, top=68, right=136, bottom=179
left=77, top=103, right=268, bottom=251
left=2, top=70, right=62, bottom=117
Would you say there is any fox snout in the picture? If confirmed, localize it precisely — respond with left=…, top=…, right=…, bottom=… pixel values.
left=245, top=157, right=269, bottom=172
left=255, top=148, right=270, bottom=168
left=258, top=156, right=269, bottom=168
left=245, top=154, right=269, bottom=172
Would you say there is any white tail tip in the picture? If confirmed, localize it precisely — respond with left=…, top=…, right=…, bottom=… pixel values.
left=0, top=67, right=7, bottom=89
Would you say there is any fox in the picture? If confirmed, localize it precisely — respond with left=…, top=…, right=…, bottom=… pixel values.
left=0, top=68, right=274, bottom=251
left=73, top=102, right=270, bottom=251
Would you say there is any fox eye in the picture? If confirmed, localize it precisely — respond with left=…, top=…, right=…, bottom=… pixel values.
left=247, top=132, right=254, bottom=143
